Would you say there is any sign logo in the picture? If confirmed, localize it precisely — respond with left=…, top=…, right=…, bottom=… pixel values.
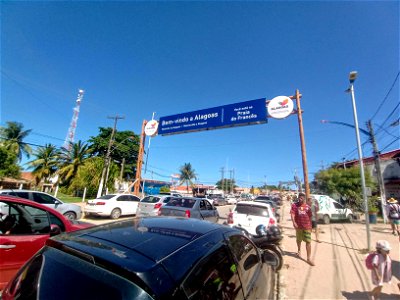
left=267, top=96, right=294, bottom=119
left=144, top=120, right=159, bottom=137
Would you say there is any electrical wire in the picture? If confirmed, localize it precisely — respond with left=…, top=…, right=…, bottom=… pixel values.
left=370, top=71, right=399, bottom=121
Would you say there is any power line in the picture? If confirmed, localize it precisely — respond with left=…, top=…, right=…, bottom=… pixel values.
left=380, top=137, right=400, bottom=152
left=370, top=71, right=399, bottom=121
left=375, top=101, right=400, bottom=134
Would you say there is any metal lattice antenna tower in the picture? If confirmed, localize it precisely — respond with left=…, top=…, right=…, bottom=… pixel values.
left=64, top=89, right=84, bottom=150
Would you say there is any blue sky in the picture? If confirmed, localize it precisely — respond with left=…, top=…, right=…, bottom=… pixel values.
left=1, top=1, right=399, bottom=188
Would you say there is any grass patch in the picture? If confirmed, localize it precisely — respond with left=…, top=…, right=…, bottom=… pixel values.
left=56, top=192, right=84, bottom=203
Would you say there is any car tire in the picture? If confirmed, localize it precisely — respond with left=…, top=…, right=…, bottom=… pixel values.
left=110, top=208, right=121, bottom=219
left=84, top=212, right=92, bottom=218
left=347, top=214, right=353, bottom=223
left=63, top=211, right=77, bottom=220
left=323, top=214, right=330, bottom=224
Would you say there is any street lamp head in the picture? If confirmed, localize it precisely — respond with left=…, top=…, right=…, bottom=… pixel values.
left=349, top=71, right=358, bottom=83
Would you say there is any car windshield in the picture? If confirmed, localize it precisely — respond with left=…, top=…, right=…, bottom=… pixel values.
left=236, top=204, right=270, bottom=217
left=166, top=198, right=196, bottom=208
left=141, top=196, right=161, bottom=203
left=97, top=195, right=115, bottom=200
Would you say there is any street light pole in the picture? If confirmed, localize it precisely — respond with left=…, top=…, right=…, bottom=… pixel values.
left=347, top=71, right=370, bottom=251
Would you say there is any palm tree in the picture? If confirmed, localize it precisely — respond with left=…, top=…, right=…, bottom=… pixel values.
left=58, top=140, right=92, bottom=185
left=0, top=121, right=32, bottom=161
left=178, top=163, right=197, bottom=193
left=26, top=144, right=60, bottom=185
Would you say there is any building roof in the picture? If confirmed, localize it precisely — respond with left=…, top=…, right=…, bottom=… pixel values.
left=343, top=148, right=400, bottom=167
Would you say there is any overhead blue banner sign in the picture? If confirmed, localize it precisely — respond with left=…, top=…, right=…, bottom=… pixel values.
left=158, top=98, right=267, bottom=135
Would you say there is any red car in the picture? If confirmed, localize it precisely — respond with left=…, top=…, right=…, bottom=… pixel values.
left=0, top=195, right=94, bottom=290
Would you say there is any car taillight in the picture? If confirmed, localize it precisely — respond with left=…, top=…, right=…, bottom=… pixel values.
left=268, top=218, right=276, bottom=226
left=185, top=210, right=191, bottom=218
left=154, top=203, right=162, bottom=209
left=227, top=212, right=234, bottom=224
left=96, top=202, right=106, bottom=205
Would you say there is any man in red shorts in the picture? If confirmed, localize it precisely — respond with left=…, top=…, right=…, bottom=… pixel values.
left=291, top=192, right=315, bottom=266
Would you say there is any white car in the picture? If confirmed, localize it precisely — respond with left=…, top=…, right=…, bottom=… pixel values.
left=226, top=196, right=238, bottom=205
left=0, top=189, right=82, bottom=220
left=85, top=193, right=141, bottom=219
left=227, top=201, right=277, bottom=236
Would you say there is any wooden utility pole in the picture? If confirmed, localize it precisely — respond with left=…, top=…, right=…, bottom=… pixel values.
left=294, top=90, right=310, bottom=199
left=133, top=120, right=147, bottom=196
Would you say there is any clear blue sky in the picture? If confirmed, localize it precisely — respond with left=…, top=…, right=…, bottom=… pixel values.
left=2, top=1, right=399, bottom=188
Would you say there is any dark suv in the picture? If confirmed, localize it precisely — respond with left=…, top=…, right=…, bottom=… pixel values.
left=2, top=217, right=276, bottom=299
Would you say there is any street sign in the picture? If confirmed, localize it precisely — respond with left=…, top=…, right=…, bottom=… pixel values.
left=158, top=98, right=267, bottom=135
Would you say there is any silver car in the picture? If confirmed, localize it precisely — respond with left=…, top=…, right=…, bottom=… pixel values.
left=0, top=189, right=82, bottom=220
left=159, top=197, right=219, bottom=223
left=136, top=194, right=173, bottom=217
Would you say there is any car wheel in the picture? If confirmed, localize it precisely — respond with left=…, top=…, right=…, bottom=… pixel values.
left=262, top=248, right=283, bottom=271
left=64, top=211, right=77, bottom=220
left=84, top=212, right=92, bottom=218
left=323, top=214, right=330, bottom=224
left=347, top=214, right=353, bottom=223
left=110, top=208, right=121, bottom=219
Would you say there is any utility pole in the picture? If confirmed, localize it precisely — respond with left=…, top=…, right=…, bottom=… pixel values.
left=220, top=167, right=225, bottom=193
left=134, top=120, right=147, bottom=196
left=97, top=115, right=125, bottom=198
left=367, top=120, right=387, bottom=223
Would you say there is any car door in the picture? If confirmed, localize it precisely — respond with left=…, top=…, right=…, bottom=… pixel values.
left=227, top=234, right=274, bottom=299
left=115, top=195, right=131, bottom=216
left=30, top=192, right=61, bottom=213
left=332, top=202, right=346, bottom=220
left=199, top=199, right=212, bottom=221
left=125, top=195, right=141, bottom=215
left=0, top=201, right=52, bottom=288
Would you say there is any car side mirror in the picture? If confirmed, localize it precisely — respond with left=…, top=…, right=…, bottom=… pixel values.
left=243, top=254, right=259, bottom=271
left=50, top=224, right=61, bottom=236
left=54, top=200, right=61, bottom=208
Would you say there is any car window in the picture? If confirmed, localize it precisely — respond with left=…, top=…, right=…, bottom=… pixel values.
left=235, top=205, right=270, bottom=217
left=0, top=202, right=53, bottom=235
left=10, top=248, right=154, bottom=300
left=333, top=202, right=343, bottom=209
left=126, top=195, right=140, bottom=202
left=228, top=235, right=261, bottom=297
left=98, top=195, right=116, bottom=200
left=166, top=199, right=196, bottom=208
left=162, top=197, right=171, bottom=204
left=182, top=245, right=243, bottom=299
left=12, top=192, right=31, bottom=200
left=32, top=193, right=57, bottom=205
left=200, top=200, right=206, bottom=210
left=205, top=201, right=213, bottom=210
left=141, top=196, right=161, bottom=203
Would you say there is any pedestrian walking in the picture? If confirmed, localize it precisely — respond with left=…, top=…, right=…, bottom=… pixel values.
left=368, top=240, right=393, bottom=300
left=386, top=198, right=400, bottom=236
left=290, top=192, right=314, bottom=266
left=307, top=197, right=321, bottom=243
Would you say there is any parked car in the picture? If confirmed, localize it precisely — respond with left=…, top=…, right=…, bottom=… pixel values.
left=227, top=201, right=277, bottom=235
left=213, top=197, right=228, bottom=206
left=0, top=195, right=93, bottom=290
left=2, top=217, right=276, bottom=299
left=254, top=199, right=280, bottom=221
left=159, top=192, right=183, bottom=197
left=159, top=197, right=219, bottom=223
left=311, top=194, right=354, bottom=224
left=137, top=194, right=173, bottom=217
left=85, top=193, right=141, bottom=219
left=0, top=189, right=82, bottom=220
left=226, top=196, right=238, bottom=205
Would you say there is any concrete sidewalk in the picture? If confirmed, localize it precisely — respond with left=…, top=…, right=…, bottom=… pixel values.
left=278, top=201, right=400, bottom=300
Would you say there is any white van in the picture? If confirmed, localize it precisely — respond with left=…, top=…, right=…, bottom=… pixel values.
left=311, top=194, right=354, bottom=224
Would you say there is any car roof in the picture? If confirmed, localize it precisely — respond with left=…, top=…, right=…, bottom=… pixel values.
left=0, top=194, right=67, bottom=218
left=0, top=189, right=43, bottom=193
left=50, top=217, right=226, bottom=263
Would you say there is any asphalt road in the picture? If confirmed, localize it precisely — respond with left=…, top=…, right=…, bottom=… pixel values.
left=278, top=201, right=400, bottom=300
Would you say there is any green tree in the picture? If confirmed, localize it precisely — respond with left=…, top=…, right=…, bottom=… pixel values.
left=88, top=128, right=140, bottom=180
left=0, top=146, right=21, bottom=178
left=314, top=166, right=376, bottom=211
left=216, top=179, right=236, bottom=193
left=58, top=140, right=92, bottom=186
left=0, top=121, right=32, bottom=161
left=26, top=143, right=60, bottom=185
left=178, top=163, right=197, bottom=193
